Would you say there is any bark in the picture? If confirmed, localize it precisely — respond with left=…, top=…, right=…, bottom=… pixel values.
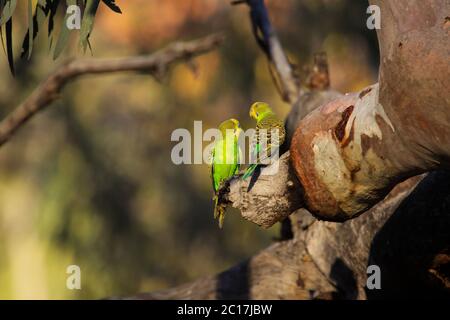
left=290, top=0, right=450, bottom=221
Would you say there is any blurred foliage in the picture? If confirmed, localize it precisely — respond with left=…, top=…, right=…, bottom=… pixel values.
left=0, top=0, right=121, bottom=73
left=0, top=0, right=378, bottom=299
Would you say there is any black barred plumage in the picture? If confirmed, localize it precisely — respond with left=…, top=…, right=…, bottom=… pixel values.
left=243, top=102, right=286, bottom=180
left=253, top=114, right=286, bottom=163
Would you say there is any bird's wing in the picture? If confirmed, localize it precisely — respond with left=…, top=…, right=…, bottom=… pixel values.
left=253, top=117, right=285, bottom=164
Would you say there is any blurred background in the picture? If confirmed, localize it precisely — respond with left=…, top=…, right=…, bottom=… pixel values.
left=0, top=0, right=378, bottom=299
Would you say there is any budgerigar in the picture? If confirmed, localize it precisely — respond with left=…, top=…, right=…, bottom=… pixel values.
left=242, top=102, right=285, bottom=180
left=211, top=118, right=242, bottom=228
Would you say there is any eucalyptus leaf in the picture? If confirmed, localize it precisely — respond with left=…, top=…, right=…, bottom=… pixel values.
left=21, top=0, right=53, bottom=58
left=0, top=0, right=5, bottom=55
left=79, top=0, right=99, bottom=53
left=0, top=27, right=5, bottom=57
left=26, top=0, right=34, bottom=59
left=53, top=0, right=77, bottom=59
left=48, top=0, right=61, bottom=40
left=0, top=0, right=17, bottom=26
left=102, top=0, right=121, bottom=14
left=5, top=17, right=14, bottom=74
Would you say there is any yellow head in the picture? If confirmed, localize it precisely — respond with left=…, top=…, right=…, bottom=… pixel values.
left=218, top=118, right=241, bottom=136
left=249, top=102, right=274, bottom=121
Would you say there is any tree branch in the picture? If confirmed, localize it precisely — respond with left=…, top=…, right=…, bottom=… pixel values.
left=120, top=234, right=335, bottom=300
left=0, top=34, right=224, bottom=147
left=222, top=152, right=303, bottom=228
left=121, top=170, right=450, bottom=299
left=224, top=0, right=450, bottom=224
left=218, top=85, right=340, bottom=228
left=290, top=0, right=450, bottom=221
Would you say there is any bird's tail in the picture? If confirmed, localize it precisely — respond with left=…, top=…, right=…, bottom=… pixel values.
left=213, top=195, right=226, bottom=229
left=242, top=164, right=258, bottom=180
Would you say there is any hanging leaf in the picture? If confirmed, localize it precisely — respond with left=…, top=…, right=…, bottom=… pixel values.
left=48, top=0, right=62, bottom=47
left=0, top=27, right=5, bottom=57
left=53, top=0, right=77, bottom=59
left=0, top=0, right=5, bottom=56
left=21, top=0, right=53, bottom=59
left=0, top=0, right=17, bottom=25
left=1, top=0, right=121, bottom=70
left=5, top=17, right=14, bottom=75
left=79, top=0, right=100, bottom=52
left=101, top=0, right=121, bottom=14
left=26, top=0, right=34, bottom=59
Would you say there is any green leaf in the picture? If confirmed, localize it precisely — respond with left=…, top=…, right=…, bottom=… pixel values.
left=5, top=17, right=14, bottom=75
left=102, top=0, right=121, bottom=14
left=0, top=0, right=17, bottom=26
left=0, top=0, right=5, bottom=56
left=21, top=0, right=54, bottom=59
left=79, top=0, right=100, bottom=52
left=0, top=27, right=6, bottom=57
left=48, top=0, right=61, bottom=46
left=26, top=0, right=34, bottom=59
left=53, top=0, right=77, bottom=59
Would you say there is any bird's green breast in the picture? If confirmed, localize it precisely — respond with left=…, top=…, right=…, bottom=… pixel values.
left=211, top=137, right=240, bottom=191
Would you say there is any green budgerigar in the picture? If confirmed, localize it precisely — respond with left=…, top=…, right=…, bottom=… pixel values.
left=211, top=118, right=242, bottom=228
left=242, top=102, right=286, bottom=180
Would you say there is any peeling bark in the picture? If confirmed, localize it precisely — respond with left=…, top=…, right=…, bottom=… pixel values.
left=224, top=152, right=303, bottom=228
left=286, top=0, right=450, bottom=221
left=290, top=83, right=415, bottom=221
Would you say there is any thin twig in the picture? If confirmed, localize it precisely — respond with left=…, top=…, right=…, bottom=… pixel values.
left=236, top=0, right=299, bottom=103
left=0, top=33, right=224, bottom=147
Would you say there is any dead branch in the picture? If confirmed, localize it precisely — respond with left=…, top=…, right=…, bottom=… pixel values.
left=234, top=0, right=300, bottom=103
left=122, top=170, right=450, bottom=299
left=223, top=152, right=303, bottom=228
left=121, top=235, right=335, bottom=300
left=0, top=34, right=224, bottom=147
